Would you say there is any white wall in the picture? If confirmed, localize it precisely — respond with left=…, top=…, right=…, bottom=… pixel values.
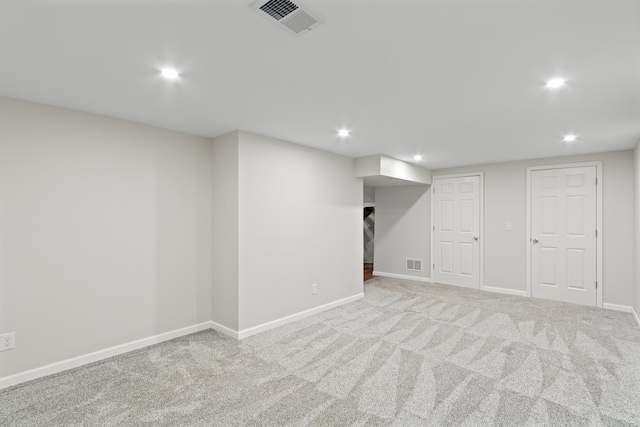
left=374, top=186, right=431, bottom=280
left=634, top=143, right=640, bottom=318
left=211, top=132, right=239, bottom=330
left=237, top=131, right=363, bottom=330
left=379, top=156, right=431, bottom=184
left=434, top=151, right=634, bottom=305
left=374, top=150, right=634, bottom=306
left=0, top=96, right=212, bottom=378
left=3, top=95, right=632, bottom=385
left=363, top=186, right=375, bottom=204
left=0, top=102, right=363, bottom=381
left=356, top=155, right=432, bottom=186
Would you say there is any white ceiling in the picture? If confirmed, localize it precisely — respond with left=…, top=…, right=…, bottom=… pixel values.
left=1, top=0, right=639, bottom=169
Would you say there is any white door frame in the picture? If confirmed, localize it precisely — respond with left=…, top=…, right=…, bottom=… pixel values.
left=526, top=161, right=603, bottom=307
left=430, top=172, right=484, bottom=289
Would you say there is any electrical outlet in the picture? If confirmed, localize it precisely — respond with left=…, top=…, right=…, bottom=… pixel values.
left=312, top=283, right=317, bottom=295
left=0, top=332, right=15, bottom=351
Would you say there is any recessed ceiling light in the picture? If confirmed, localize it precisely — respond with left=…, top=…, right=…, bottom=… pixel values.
left=160, top=68, right=180, bottom=79
left=545, top=78, right=566, bottom=89
left=414, top=155, right=423, bottom=161
left=563, top=134, right=577, bottom=142
left=337, top=129, right=350, bottom=137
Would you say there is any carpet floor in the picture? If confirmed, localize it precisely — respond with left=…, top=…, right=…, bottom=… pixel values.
left=2, top=277, right=640, bottom=426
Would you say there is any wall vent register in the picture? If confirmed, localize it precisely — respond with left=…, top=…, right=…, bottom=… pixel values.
left=250, top=0, right=325, bottom=37
left=406, top=259, right=423, bottom=272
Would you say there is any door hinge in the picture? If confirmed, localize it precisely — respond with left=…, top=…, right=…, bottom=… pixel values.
left=433, top=264, right=435, bottom=269
left=596, top=281, right=598, bottom=289
left=596, top=229, right=598, bottom=237
left=595, top=177, right=598, bottom=186
left=433, top=225, right=435, bottom=231
left=433, top=187, right=435, bottom=194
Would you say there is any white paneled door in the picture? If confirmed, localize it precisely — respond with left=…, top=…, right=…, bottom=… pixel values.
left=433, top=176, right=480, bottom=289
left=531, top=166, right=597, bottom=306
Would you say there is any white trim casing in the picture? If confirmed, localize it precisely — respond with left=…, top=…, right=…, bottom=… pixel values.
left=372, top=271, right=431, bottom=283
left=0, top=322, right=212, bottom=391
left=430, top=172, right=485, bottom=291
left=526, top=161, right=603, bottom=308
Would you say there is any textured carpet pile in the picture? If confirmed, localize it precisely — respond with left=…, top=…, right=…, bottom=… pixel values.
left=2, top=277, right=640, bottom=426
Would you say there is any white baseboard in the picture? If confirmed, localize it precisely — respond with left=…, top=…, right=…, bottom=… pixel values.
left=209, top=321, right=239, bottom=340
left=237, top=293, right=364, bottom=340
left=0, top=292, right=367, bottom=390
left=0, top=322, right=211, bottom=391
left=633, top=308, right=640, bottom=330
left=482, top=286, right=528, bottom=297
left=603, top=303, right=634, bottom=313
left=372, top=271, right=431, bottom=283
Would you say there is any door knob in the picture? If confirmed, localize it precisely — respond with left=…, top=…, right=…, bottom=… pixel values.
left=532, top=238, right=539, bottom=244
left=473, top=236, right=479, bottom=241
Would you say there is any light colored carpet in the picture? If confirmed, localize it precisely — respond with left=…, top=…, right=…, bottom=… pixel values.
left=2, top=277, right=640, bottom=426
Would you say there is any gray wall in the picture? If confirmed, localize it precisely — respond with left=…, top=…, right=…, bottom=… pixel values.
left=634, top=143, right=640, bottom=317
left=0, top=96, right=213, bottom=378
left=211, top=132, right=240, bottom=330
left=1, top=94, right=635, bottom=383
left=435, top=150, right=634, bottom=305
left=374, top=150, right=634, bottom=306
left=363, top=186, right=375, bottom=203
left=374, top=186, right=431, bottom=280
left=237, top=131, right=363, bottom=330
left=0, top=101, right=364, bottom=381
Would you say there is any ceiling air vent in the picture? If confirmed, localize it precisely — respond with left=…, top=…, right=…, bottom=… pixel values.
left=250, top=0, right=325, bottom=37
